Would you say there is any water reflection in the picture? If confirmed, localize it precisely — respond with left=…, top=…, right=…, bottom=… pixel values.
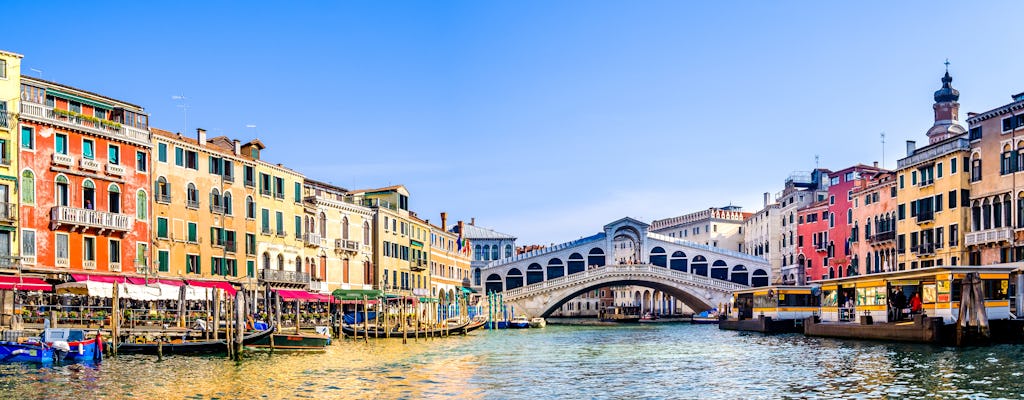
left=2, top=324, right=1024, bottom=399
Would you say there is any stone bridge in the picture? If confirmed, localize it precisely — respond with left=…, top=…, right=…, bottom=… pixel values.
left=501, top=263, right=746, bottom=318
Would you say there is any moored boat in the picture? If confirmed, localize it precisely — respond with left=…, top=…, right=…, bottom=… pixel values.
left=529, top=317, right=546, bottom=328
left=720, top=286, right=818, bottom=333
left=0, top=328, right=102, bottom=364
left=0, top=340, right=53, bottom=363
left=247, top=332, right=330, bottom=351
left=341, top=320, right=471, bottom=339
left=691, top=310, right=720, bottom=324
left=509, top=316, right=530, bottom=329
left=598, top=306, right=641, bottom=323
left=118, top=324, right=275, bottom=355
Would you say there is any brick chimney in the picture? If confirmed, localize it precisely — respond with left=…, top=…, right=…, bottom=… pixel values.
left=458, top=220, right=464, bottom=236
left=440, top=212, right=448, bottom=231
left=233, top=139, right=241, bottom=155
left=197, top=128, right=207, bottom=146
left=470, top=217, right=475, bottom=226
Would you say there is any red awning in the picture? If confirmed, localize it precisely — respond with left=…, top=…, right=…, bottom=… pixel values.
left=186, top=280, right=237, bottom=296
left=275, top=289, right=332, bottom=302
left=126, top=277, right=147, bottom=285
left=159, top=279, right=184, bottom=286
left=0, top=276, right=51, bottom=292
left=71, top=274, right=128, bottom=284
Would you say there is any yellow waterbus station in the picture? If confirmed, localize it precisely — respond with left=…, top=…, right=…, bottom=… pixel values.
left=720, top=286, right=820, bottom=333
left=803, top=264, right=1018, bottom=344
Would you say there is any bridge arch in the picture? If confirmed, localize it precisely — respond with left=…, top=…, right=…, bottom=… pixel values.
left=710, top=260, right=728, bottom=280
left=588, top=248, right=605, bottom=267
left=547, top=258, right=565, bottom=279
left=568, top=253, right=585, bottom=275
left=649, top=247, right=667, bottom=267
left=730, top=265, right=748, bottom=285
left=526, top=263, right=544, bottom=284
left=691, top=256, right=708, bottom=276
left=751, top=269, right=769, bottom=287
left=506, top=268, right=524, bottom=290
left=532, top=278, right=716, bottom=318
left=669, top=251, right=687, bottom=272
left=485, top=273, right=503, bottom=293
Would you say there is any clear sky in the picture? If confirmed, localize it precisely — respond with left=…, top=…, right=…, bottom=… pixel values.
left=7, top=2, right=1024, bottom=245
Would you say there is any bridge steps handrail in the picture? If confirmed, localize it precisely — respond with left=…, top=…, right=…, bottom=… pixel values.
left=646, top=232, right=768, bottom=264
left=502, top=264, right=747, bottom=301
left=485, top=233, right=607, bottom=269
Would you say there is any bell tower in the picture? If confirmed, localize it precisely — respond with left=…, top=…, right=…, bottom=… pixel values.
left=926, top=60, right=966, bottom=144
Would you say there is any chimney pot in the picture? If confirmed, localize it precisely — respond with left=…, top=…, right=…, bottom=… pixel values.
left=873, top=161, right=879, bottom=168
left=197, top=128, right=207, bottom=146
left=233, top=139, right=241, bottom=155
left=906, top=140, right=916, bottom=157
left=470, top=217, right=475, bottom=226
left=440, top=212, right=448, bottom=231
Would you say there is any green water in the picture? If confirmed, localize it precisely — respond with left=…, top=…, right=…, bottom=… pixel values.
left=1, top=324, right=1023, bottom=399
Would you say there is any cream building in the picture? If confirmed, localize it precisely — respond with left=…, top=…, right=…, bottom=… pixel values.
left=301, top=179, right=374, bottom=293
left=650, top=206, right=749, bottom=254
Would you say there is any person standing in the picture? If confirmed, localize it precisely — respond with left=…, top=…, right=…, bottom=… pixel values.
left=893, top=287, right=907, bottom=321
left=910, top=292, right=923, bottom=316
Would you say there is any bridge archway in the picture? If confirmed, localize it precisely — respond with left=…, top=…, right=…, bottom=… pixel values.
left=526, top=263, right=544, bottom=284
left=649, top=247, right=667, bottom=267
left=568, top=253, right=585, bottom=275
left=547, top=258, right=565, bottom=279
left=669, top=251, right=687, bottom=272
left=485, top=273, right=503, bottom=293
left=711, top=260, right=728, bottom=280
left=691, top=256, right=708, bottom=276
left=730, top=265, right=748, bottom=285
left=506, top=268, right=524, bottom=290
left=533, top=279, right=716, bottom=318
left=588, top=248, right=606, bottom=267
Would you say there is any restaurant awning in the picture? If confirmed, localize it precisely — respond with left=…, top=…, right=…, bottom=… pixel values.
left=186, top=279, right=237, bottom=296
left=276, top=289, right=335, bottom=303
left=56, top=281, right=114, bottom=297
left=0, top=276, right=52, bottom=292
left=71, top=273, right=128, bottom=284
left=57, top=281, right=182, bottom=300
left=332, top=289, right=382, bottom=301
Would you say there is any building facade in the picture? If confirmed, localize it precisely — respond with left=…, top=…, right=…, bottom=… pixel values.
left=248, top=140, right=308, bottom=289
left=964, top=90, right=1024, bottom=264
left=797, top=200, right=830, bottom=281
left=895, top=70, right=971, bottom=270
left=18, top=76, right=151, bottom=277
left=452, top=219, right=516, bottom=288
left=742, top=197, right=780, bottom=280
left=428, top=215, right=472, bottom=302
left=150, top=128, right=256, bottom=284
left=849, top=171, right=897, bottom=275
left=0, top=51, right=21, bottom=271
left=352, top=186, right=431, bottom=297
left=301, top=179, right=374, bottom=293
left=778, top=170, right=830, bottom=285
left=649, top=206, right=749, bottom=253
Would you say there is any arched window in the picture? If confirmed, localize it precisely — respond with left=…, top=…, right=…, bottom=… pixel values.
left=277, top=254, right=284, bottom=270
left=363, top=221, right=370, bottom=245
left=245, top=196, right=256, bottom=219
left=262, top=252, right=270, bottom=269
left=21, top=170, right=35, bottom=204
left=81, top=179, right=95, bottom=209
left=54, top=175, right=70, bottom=207
left=210, top=188, right=221, bottom=213
left=187, top=183, right=198, bottom=208
left=474, top=245, right=482, bottom=261
left=491, top=245, right=499, bottom=260
left=223, top=191, right=233, bottom=215
left=136, top=190, right=147, bottom=220
left=319, top=212, right=327, bottom=237
left=296, top=256, right=303, bottom=273
left=107, top=183, right=120, bottom=213
left=504, top=244, right=512, bottom=258
left=342, top=216, right=349, bottom=240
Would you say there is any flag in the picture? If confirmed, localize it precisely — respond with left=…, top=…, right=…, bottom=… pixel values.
left=462, top=238, right=471, bottom=255
left=457, top=229, right=464, bottom=252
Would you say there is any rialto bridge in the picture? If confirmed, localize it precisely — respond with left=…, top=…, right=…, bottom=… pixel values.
left=473, top=217, right=770, bottom=318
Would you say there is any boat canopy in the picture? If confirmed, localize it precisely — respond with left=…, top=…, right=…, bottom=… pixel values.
left=332, top=289, right=382, bottom=301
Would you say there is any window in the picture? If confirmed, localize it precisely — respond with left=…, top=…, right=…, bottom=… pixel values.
left=829, top=195, right=835, bottom=205
left=246, top=196, right=255, bottom=219
left=209, top=156, right=222, bottom=175
left=0, top=60, right=5, bottom=79
left=158, top=143, right=167, bottom=162
left=82, top=139, right=94, bottom=159
left=937, top=162, right=943, bottom=178
left=294, top=216, right=301, bottom=239
left=247, top=260, right=255, bottom=278
left=274, top=177, right=285, bottom=199
left=294, top=182, right=301, bottom=202
left=20, top=170, right=34, bottom=204
left=157, top=217, right=169, bottom=239
left=21, top=230, right=35, bottom=260
left=109, top=240, right=121, bottom=264
left=108, top=184, right=120, bottom=213
left=108, top=145, right=120, bottom=165
left=187, top=183, right=199, bottom=208
left=244, top=166, right=255, bottom=187
left=83, top=237, right=95, bottom=261
left=246, top=233, right=256, bottom=255
left=275, top=211, right=284, bottom=235
left=136, top=190, right=147, bottom=220
left=261, top=209, right=270, bottom=234
left=136, top=151, right=147, bottom=172
left=969, top=126, right=982, bottom=141
left=186, top=254, right=201, bottom=274
left=951, top=157, right=958, bottom=174
left=259, top=173, right=271, bottom=195
left=224, top=192, right=233, bottom=215
left=363, top=222, right=370, bottom=245
left=158, top=250, right=169, bottom=272
left=155, top=177, right=171, bottom=203
left=175, top=146, right=184, bottom=167
left=55, top=233, right=69, bottom=263
left=20, top=126, right=33, bottom=149
left=55, top=134, right=67, bottom=155
left=899, top=175, right=904, bottom=189
left=971, top=157, right=982, bottom=182
left=898, top=204, right=905, bottom=220
left=55, top=175, right=69, bottom=207
left=184, top=150, right=198, bottom=170
left=187, top=222, right=198, bottom=243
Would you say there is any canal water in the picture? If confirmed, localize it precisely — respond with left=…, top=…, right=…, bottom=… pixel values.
left=2, top=323, right=1024, bottom=399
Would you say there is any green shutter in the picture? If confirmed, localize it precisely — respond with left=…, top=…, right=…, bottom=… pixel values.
left=188, top=222, right=197, bottom=242
left=294, top=182, right=301, bottom=202
left=276, top=212, right=283, bottom=232
left=262, top=209, right=270, bottom=232
left=295, top=216, right=301, bottom=237
left=247, top=260, right=255, bottom=278
left=158, top=250, right=169, bottom=272
left=196, top=257, right=202, bottom=275
left=158, top=143, right=167, bottom=162
left=175, top=147, right=184, bottom=166
left=157, top=218, right=168, bottom=238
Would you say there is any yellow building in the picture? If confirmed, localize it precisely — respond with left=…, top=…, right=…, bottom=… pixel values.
left=150, top=128, right=257, bottom=283
left=895, top=70, right=971, bottom=270
left=247, top=140, right=307, bottom=290
left=428, top=214, right=472, bottom=301
left=301, top=179, right=374, bottom=293
left=0, top=50, right=21, bottom=270
left=350, top=185, right=430, bottom=297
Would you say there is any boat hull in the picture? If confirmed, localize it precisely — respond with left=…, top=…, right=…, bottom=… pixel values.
left=341, top=321, right=471, bottom=339
left=60, top=339, right=102, bottom=362
left=248, top=333, right=330, bottom=351
left=691, top=317, right=720, bottom=324
left=0, top=341, right=53, bottom=364
left=118, top=326, right=275, bottom=355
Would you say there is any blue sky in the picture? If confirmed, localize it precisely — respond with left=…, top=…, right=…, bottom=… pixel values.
left=7, top=2, right=1024, bottom=245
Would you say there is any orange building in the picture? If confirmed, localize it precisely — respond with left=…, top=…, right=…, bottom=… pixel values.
left=849, top=171, right=897, bottom=275
left=17, top=77, right=151, bottom=277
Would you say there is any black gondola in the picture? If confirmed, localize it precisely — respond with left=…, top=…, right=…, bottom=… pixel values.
left=341, top=320, right=471, bottom=339
left=116, top=325, right=275, bottom=355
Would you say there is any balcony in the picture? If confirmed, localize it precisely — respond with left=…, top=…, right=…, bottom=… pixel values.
left=19, top=102, right=150, bottom=147
left=918, top=179, right=934, bottom=188
left=52, top=153, right=74, bottom=167
left=965, top=227, right=1013, bottom=246
left=0, top=111, right=12, bottom=130
left=105, top=163, right=126, bottom=176
left=186, top=200, right=199, bottom=209
left=275, top=229, right=287, bottom=238
left=50, top=206, right=132, bottom=233
left=0, top=202, right=17, bottom=223
left=83, top=260, right=96, bottom=270
left=309, top=280, right=328, bottom=293
left=410, top=259, right=427, bottom=272
left=335, top=239, right=360, bottom=252
left=916, top=211, right=934, bottom=224
left=914, top=243, right=936, bottom=256
left=223, top=174, right=235, bottom=184
left=304, top=233, right=322, bottom=247
left=0, top=255, right=19, bottom=272
left=260, top=268, right=310, bottom=285
left=155, top=194, right=171, bottom=204
left=813, top=242, right=828, bottom=252
left=79, top=158, right=101, bottom=172
left=108, top=262, right=121, bottom=272
left=870, top=231, right=895, bottom=244
left=210, top=204, right=225, bottom=214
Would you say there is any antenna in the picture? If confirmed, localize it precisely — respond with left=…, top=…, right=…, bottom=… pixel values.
left=172, top=95, right=189, bottom=133
left=29, top=68, right=42, bottom=78
left=814, top=154, right=820, bottom=169
left=880, top=132, right=886, bottom=169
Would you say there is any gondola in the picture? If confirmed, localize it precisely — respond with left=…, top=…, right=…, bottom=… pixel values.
left=341, top=320, right=471, bottom=338
left=456, top=318, right=486, bottom=334
left=116, top=324, right=275, bottom=355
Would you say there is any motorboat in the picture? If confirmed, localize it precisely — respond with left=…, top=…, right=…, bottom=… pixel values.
left=509, top=316, right=531, bottom=329
left=529, top=317, right=546, bottom=328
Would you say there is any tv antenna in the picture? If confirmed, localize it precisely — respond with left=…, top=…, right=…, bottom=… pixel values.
left=172, top=95, right=189, bottom=133
left=29, top=68, right=43, bottom=78
left=880, top=132, right=886, bottom=169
